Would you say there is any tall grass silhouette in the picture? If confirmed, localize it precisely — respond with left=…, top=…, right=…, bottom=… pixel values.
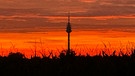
left=0, top=47, right=135, bottom=76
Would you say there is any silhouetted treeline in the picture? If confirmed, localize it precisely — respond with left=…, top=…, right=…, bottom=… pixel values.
left=0, top=50, right=135, bottom=76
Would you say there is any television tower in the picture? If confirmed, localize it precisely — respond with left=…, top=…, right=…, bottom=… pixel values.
left=66, top=12, right=72, bottom=51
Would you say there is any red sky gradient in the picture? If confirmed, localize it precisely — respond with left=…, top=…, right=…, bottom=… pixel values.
left=0, top=0, right=135, bottom=57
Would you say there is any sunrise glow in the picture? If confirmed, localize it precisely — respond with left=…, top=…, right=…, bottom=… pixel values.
left=0, top=0, right=135, bottom=57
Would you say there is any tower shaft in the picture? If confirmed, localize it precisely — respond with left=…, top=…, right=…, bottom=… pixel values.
left=68, top=32, right=70, bottom=51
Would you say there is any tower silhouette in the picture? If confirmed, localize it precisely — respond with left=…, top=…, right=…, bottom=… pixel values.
left=66, top=13, right=72, bottom=52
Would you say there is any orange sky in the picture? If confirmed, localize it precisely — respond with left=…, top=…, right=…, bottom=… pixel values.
left=0, top=31, right=135, bottom=57
left=0, top=0, right=135, bottom=57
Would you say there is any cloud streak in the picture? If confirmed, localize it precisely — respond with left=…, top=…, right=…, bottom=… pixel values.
left=0, top=0, right=134, bottom=33
left=0, top=0, right=134, bottom=16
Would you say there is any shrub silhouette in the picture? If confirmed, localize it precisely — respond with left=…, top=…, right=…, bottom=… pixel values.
left=0, top=50, right=135, bottom=76
left=8, top=52, right=25, bottom=59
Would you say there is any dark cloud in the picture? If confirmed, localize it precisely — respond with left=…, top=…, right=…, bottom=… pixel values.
left=0, top=0, right=134, bottom=33
left=0, top=0, right=134, bottom=16
left=0, top=16, right=67, bottom=33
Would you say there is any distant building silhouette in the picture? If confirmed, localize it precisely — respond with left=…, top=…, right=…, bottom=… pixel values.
left=66, top=13, right=72, bottom=52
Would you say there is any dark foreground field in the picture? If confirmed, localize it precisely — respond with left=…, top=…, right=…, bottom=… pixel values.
left=0, top=50, right=135, bottom=76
